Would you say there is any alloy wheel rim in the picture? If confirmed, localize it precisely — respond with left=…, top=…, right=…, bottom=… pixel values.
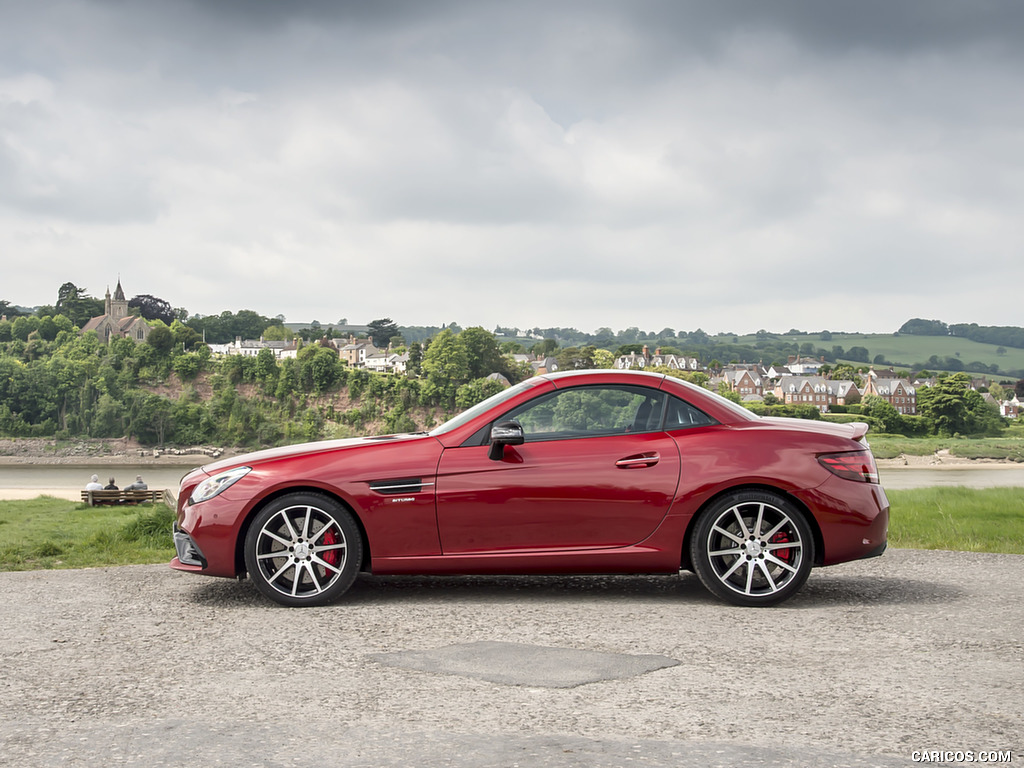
left=705, top=501, right=804, bottom=598
left=253, top=504, right=348, bottom=598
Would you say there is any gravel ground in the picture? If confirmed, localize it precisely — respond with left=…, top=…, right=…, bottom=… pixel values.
left=1, top=549, right=1021, bottom=767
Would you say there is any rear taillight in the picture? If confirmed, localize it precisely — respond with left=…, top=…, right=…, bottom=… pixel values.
left=818, top=450, right=879, bottom=484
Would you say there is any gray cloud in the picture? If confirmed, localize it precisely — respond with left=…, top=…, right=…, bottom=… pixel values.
left=2, top=0, right=1022, bottom=333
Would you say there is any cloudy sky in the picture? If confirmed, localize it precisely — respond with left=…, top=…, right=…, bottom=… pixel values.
left=2, top=1, right=1022, bottom=336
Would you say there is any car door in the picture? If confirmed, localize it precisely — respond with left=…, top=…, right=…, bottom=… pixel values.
left=434, top=384, right=681, bottom=554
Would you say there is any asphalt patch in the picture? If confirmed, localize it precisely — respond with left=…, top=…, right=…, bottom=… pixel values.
left=368, top=640, right=680, bottom=688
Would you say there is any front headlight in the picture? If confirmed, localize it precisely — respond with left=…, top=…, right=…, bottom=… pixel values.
left=189, top=466, right=252, bottom=504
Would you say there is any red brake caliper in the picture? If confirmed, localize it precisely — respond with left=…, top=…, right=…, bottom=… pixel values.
left=769, top=531, right=791, bottom=563
left=322, top=528, right=340, bottom=568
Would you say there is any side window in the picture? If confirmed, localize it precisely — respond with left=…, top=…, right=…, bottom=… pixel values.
left=503, top=385, right=666, bottom=442
left=664, top=395, right=716, bottom=429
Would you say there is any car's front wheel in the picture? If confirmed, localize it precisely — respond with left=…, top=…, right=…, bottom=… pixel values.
left=243, top=493, right=362, bottom=607
left=690, top=490, right=814, bottom=607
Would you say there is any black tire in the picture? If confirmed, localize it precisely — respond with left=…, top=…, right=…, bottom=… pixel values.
left=243, top=493, right=362, bottom=607
left=690, top=490, right=814, bottom=607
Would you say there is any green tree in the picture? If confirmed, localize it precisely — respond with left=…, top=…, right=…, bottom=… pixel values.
left=129, top=392, right=174, bottom=445
left=460, top=327, right=506, bottom=379
left=592, top=349, right=615, bottom=369
left=37, top=316, right=59, bottom=341
left=963, top=387, right=1005, bottom=435
left=455, top=377, right=508, bottom=410
left=917, top=374, right=973, bottom=435
left=299, top=345, right=342, bottom=395
left=422, top=329, right=470, bottom=408
left=715, top=381, right=742, bottom=404
left=862, top=395, right=903, bottom=433
left=368, top=318, right=400, bottom=348
left=172, top=352, right=202, bottom=381
left=847, top=346, right=870, bottom=363
left=129, top=294, right=174, bottom=324
left=55, top=282, right=103, bottom=327
left=186, top=309, right=282, bottom=344
left=275, top=358, right=300, bottom=400
left=530, top=338, right=558, bottom=357
left=11, top=316, right=39, bottom=341
left=261, top=324, right=293, bottom=342
left=254, top=347, right=279, bottom=392
left=170, top=320, right=204, bottom=350
left=556, top=346, right=597, bottom=370
left=406, top=342, right=423, bottom=377
left=146, top=323, right=174, bottom=355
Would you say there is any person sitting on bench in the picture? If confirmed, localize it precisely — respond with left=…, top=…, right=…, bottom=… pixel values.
left=124, top=475, right=148, bottom=491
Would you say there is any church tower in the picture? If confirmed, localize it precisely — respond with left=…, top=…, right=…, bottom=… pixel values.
left=105, top=279, right=129, bottom=320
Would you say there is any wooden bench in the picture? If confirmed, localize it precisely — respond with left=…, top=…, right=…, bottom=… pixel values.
left=81, top=489, right=165, bottom=506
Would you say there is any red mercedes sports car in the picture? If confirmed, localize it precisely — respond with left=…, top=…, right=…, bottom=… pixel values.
left=172, top=370, right=888, bottom=607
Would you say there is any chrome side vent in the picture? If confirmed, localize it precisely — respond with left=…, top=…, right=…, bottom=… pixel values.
left=369, top=478, right=432, bottom=495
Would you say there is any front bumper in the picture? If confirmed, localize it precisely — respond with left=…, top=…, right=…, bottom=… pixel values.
left=172, top=523, right=208, bottom=570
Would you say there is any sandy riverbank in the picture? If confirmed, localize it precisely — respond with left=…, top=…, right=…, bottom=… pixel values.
left=0, top=489, right=83, bottom=501
left=0, top=437, right=237, bottom=466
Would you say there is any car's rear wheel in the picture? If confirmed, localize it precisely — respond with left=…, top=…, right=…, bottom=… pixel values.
left=243, top=493, right=362, bottom=607
left=690, top=490, right=814, bottom=607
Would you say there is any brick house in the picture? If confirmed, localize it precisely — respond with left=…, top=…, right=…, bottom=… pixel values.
left=1001, top=395, right=1020, bottom=419
left=615, top=345, right=701, bottom=372
left=862, top=377, right=917, bottom=415
left=774, top=376, right=861, bottom=413
left=723, top=368, right=764, bottom=398
left=338, top=338, right=379, bottom=367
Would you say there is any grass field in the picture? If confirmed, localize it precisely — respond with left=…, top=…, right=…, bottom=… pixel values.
left=886, top=487, right=1024, bottom=554
left=867, top=435, right=1024, bottom=461
left=731, top=331, right=1024, bottom=376
left=1, top=488, right=1021, bottom=571
left=0, top=497, right=175, bottom=571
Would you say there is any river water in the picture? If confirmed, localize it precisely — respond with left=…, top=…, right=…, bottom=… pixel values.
left=0, top=463, right=206, bottom=497
left=1, top=462, right=1023, bottom=495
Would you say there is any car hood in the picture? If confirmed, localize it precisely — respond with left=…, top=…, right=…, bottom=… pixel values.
left=195, top=432, right=433, bottom=476
left=757, top=417, right=870, bottom=442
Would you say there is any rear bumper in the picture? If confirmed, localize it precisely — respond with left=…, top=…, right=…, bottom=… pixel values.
left=859, top=540, right=888, bottom=560
left=795, top=477, right=889, bottom=566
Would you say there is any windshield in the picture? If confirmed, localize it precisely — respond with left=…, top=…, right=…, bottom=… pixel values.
left=429, top=378, right=541, bottom=436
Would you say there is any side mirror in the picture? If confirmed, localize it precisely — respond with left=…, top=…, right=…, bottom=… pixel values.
left=488, top=421, right=524, bottom=461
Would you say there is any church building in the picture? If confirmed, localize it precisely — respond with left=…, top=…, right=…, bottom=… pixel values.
left=80, top=280, right=151, bottom=343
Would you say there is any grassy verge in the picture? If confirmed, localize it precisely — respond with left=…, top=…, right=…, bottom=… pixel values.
left=887, top=487, right=1024, bottom=554
left=0, top=496, right=175, bottom=571
left=867, top=434, right=1024, bottom=461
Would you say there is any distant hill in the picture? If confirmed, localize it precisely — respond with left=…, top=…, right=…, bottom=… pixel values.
left=899, top=319, right=1024, bottom=350
left=731, top=330, right=1024, bottom=379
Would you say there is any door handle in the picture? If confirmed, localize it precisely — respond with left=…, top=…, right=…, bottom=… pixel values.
left=615, top=452, right=660, bottom=468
